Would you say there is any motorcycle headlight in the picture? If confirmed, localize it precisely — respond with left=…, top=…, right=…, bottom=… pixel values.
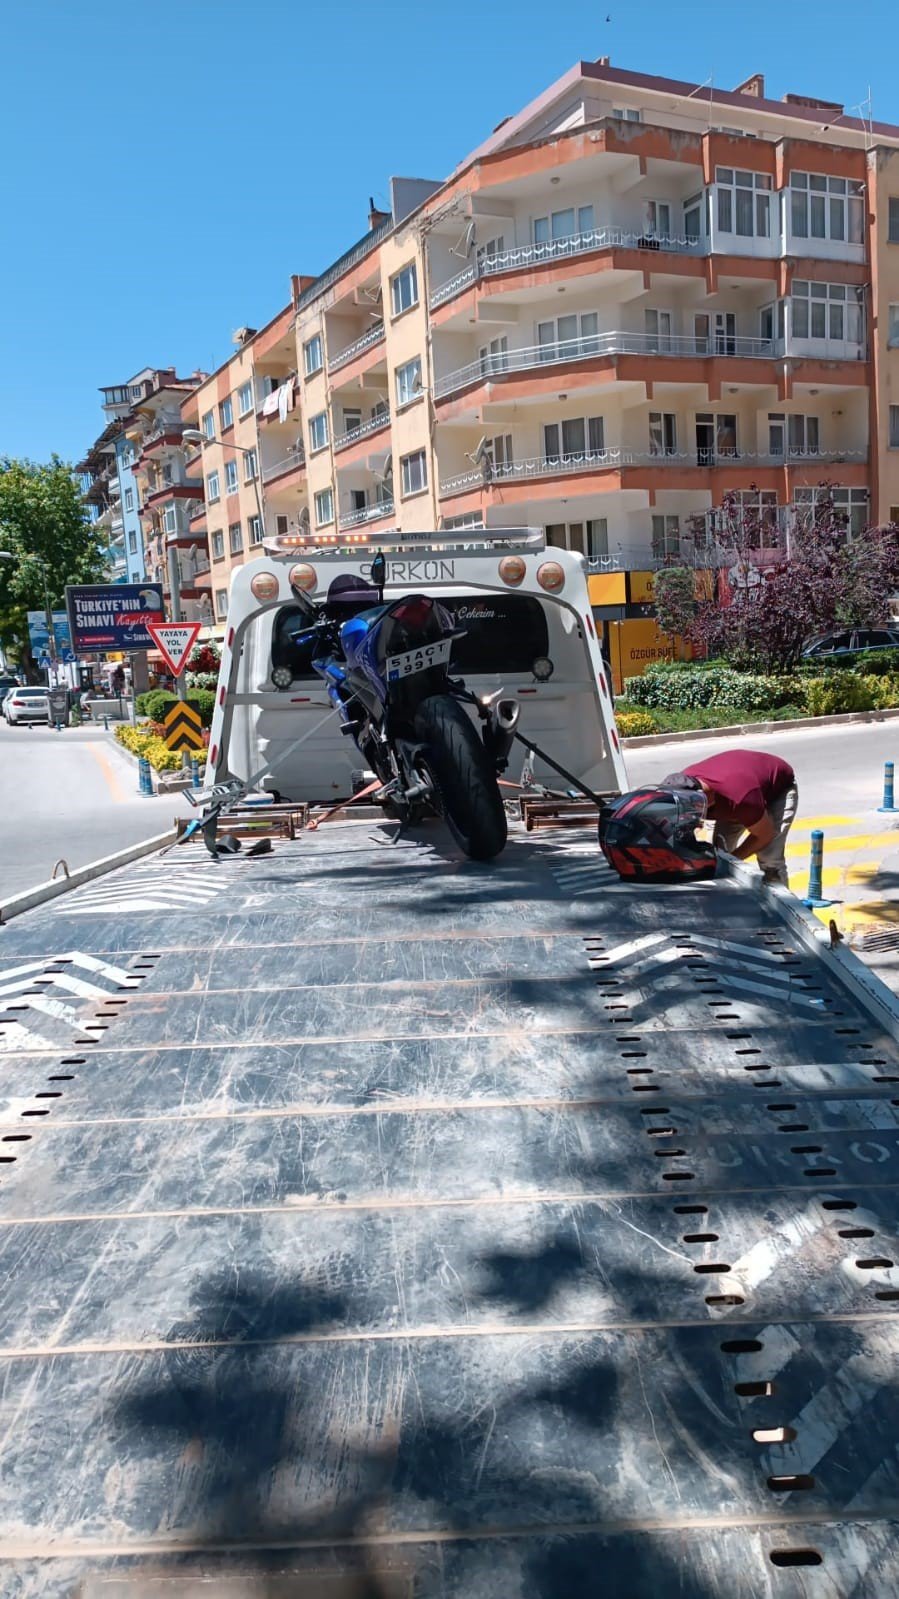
left=271, top=665, right=293, bottom=690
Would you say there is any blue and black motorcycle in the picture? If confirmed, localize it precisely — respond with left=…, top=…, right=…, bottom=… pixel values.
left=281, top=557, right=517, bottom=860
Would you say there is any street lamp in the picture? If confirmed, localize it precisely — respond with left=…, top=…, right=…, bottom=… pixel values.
left=0, top=550, right=57, bottom=678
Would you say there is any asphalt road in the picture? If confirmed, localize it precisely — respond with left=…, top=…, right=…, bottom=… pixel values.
left=0, top=723, right=194, bottom=901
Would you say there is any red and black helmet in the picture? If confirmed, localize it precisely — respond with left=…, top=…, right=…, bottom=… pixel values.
left=598, top=786, right=718, bottom=883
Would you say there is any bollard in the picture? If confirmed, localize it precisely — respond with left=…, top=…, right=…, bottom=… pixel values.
left=803, top=828, right=833, bottom=908
left=879, top=760, right=896, bottom=812
left=138, top=756, right=154, bottom=797
left=103, top=714, right=109, bottom=732
left=191, top=757, right=202, bottom=791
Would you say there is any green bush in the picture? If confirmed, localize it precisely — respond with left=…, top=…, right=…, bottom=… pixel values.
left=616, top=708, right=659, bottom=737
left=801, top=676, right=876, bottom=716
left=624, top=664, right=799, bottom=714
left=133, top=688, right=215, bottom=727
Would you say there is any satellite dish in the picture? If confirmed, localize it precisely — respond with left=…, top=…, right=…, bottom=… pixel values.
left=450, top=222, right=477, bottom=259
left=299, top=506, right=310, bottom=531
left=466, top=435, right=489, bottom=466
left=373, top=452, right=393, bottom=486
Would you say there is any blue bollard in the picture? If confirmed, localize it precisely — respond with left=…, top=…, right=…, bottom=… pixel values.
left=803, top=828, right=833, bottom=908
left=191, top=758, right=201, bottom=791
left=138, top=756, right=153, bottom=797
left=878, top=760, right=896, bottom=812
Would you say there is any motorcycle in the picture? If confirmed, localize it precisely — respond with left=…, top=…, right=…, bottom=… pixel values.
left=278, top=560, right=518, bottom=860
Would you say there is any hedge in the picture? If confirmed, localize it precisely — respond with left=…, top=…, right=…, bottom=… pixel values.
left=115, top=725, right=205, bottom=773
left=623, top=665, right=802, bottom=713
left=618, top=668, right=899, bottom=726
left=135, top=688, right=215, bottom=726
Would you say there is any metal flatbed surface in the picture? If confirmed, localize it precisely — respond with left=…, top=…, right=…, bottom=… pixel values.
left=0, top=822, right=897, bottom=1598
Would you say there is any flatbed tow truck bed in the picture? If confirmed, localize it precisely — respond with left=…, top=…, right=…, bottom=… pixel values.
left=0, top=820, right=898, bottom=1597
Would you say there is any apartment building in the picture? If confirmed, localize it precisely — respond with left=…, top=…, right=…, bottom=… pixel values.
left=181, top=296, right=310, bottom=631
left=123, top=369, right=212, bottom=626
left=283, top=60, right=899, bottom=585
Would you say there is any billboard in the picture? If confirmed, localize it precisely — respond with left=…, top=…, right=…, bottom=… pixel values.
left=65, top=583, right=165, bottom=654
left=27, top=611, right=72, bottom=654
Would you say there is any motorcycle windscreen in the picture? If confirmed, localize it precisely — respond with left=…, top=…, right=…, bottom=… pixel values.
left=372, top=596, right=454, bottom=665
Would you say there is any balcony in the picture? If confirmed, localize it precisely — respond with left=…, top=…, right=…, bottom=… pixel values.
left=338, top=500, right=395, bottom=530
left=327, top=322, right=385, bottom=374
left=262, top=450, right=306, bottom=486
left=333, top=410, right=391, bottom=452
left=434, top=332, right=779, bottom=401
left=429, top=226, right=705, bottom=310
left=440, top=447, right=867, bottom=496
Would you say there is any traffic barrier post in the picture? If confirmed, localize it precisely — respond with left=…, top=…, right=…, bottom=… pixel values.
left=878, top=760, right=896, bottom=813
left=803, top=828, right=833, bottom=908
left=138, top=756, right=154, bottom=797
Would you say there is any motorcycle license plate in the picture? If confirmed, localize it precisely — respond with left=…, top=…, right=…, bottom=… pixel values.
left=386, top=637, right=452, bottom=681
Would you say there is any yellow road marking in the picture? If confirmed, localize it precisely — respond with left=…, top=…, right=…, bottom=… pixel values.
left=791, top=814, right=856, bottom=830
left=85, top=742, right=127, bottom=805
left=784, top=831, right=899, bottom=859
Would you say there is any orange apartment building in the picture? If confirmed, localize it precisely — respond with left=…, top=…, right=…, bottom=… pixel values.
left=125, top=369, right=212, bottom=629
left=185, top=59, right=899, bottom=649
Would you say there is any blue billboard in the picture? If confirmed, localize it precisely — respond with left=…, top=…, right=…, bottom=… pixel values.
left=65, top=583, right=165, bottom=654
left=27, top=611, right=72, bottom=654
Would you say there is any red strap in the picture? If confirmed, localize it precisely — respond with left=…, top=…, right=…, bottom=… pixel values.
left=307, top=778, right=383, bottom=832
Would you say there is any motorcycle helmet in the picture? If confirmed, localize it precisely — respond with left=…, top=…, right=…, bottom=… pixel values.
left=598, top=786, right=717, bottom=882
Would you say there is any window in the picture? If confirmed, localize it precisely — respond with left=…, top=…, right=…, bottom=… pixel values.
left=891, top=406, right=899, bottom=449
left=220, top=396, right=233, bottom=430
left=443, top=512, right=486, bottom=531
left=889, top=306, right=899, bottom=348
left=243, top=449, right=258, bottom=482
left=225, top=460, right=239, bottom=495
left=249, top=514, right=263, bottom=546
left=308, top=411, right=329, bottom=453
left=715, top=167, right=771, bottom=238
left=228, top=522, right=243, bottom=555
left=794, top=486, right=868, bottom=537
left=533, top=205, right=595, bottom=245
left=537, top=312, right=599, bottom=361
left=342, top=408, right=362, bottom=437
left=544, top=520, right=608, bottom=560
left=120, top=446, right=132, bottom=467
left=684, top=193, right=703, bottom=241
left=478, top=335, right=509, bottom=375
left=400, top=449, right=428, bottom=497
left=390, top=262, right=418, bottom=317
left=130, top=384, right=142, bottom=399
left=314, top=488, right=334, bottom=527
left=128, top=531, right=138, bottom=554
left=303, top=334, right=324, bottom=376
left=237, top=381, right=254, bottom=417
left=645, top=309, right=673, bottom=351
left=395, top=356, right=422, bottom=407
left=124, top=488, right=134, bottom=511
left=789, top=415, right=820, bottom=456
left=643, top=200, right=671, bottom=239
left=542, top=416, right=605, bottom=461
left=485, top=434, right=514, bottom=477
left=211, top=530, right=225, bottom=559
left=790, top=172, right=864, bottom=244
left=652, top=515, right=680, bottom=558
left=202, top=410, right=215, bottom=440
left=206, top=470, right=220, bottom=503
left=162, top=505, right=178, bottom=535
left=275, top=515, right=289, bottom=535
left=216, top=589, right=228, bottom=619
left=477, top=234, right=506, bottom=265
left=649, top=412, right=677, bottom=456
left=790, top=280, right=864, bottom=344
left=612, top=107, right=641, bottom=121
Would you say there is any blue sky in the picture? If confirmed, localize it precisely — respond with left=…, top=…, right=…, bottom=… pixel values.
left=1, top=0, right=894, bottom=464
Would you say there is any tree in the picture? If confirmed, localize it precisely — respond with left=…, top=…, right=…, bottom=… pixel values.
left=688, top=489, right=899, bottom=671
left=653, top=566, right=696, bottom=641
left=0, top=457, right=106, bottom=671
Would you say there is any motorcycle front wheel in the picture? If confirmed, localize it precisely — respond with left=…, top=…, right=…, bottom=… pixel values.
left=413, top=694, right=507, bottom=861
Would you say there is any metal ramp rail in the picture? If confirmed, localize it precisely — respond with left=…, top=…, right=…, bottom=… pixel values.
left=0, top=822, right=897, bottom=1596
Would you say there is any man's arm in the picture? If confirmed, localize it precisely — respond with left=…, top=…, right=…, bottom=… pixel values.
left=731, top=810, right=776, bottom=861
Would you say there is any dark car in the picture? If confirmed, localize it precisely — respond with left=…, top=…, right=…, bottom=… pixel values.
left=803, top=627, right=899, bottom=660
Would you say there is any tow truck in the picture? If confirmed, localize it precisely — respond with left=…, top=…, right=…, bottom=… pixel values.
left=0, top=527, right=897, bottom=1595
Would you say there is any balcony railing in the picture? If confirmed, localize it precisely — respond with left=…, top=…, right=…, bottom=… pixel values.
left=333, top=409, right=391, bottom=451
left=429, top=226, right=705, bottom=310
left=439, top=447, right=867, bottom=495
left=433, top=332, right=779, bottom=399
left=262, top=450, right=306, bottom=485
left=327, top=321, right=386, bottom=374
left=338, top=500, right=395, bottom=529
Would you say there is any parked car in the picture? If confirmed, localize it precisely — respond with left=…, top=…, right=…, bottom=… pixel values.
left=803, top=627, right=899, bottom=660
left=5, top=688, right=51, bottom=725
left=0, top=688, right=18, bottom=721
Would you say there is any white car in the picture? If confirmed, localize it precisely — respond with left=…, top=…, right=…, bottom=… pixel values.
left=5, top=688, right=51, bottom=725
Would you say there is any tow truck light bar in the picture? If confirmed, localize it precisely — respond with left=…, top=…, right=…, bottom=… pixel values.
left=261, top=526, right=547, bottom=559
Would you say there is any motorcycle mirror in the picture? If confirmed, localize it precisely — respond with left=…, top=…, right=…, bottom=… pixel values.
left=289, top=584, right=316, bottom=618
left=371, top=549, right=386, bottom=595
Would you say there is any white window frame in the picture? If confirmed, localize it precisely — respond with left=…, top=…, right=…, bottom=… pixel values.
left=215, top=589, right=228, bottom=619
left=202, top=410, right=215, bottom=440
left=162, top=505, right=178, bottom=535
left=541, top=416, right=605, bottom=463
left=790, top=171, right=864, bottom=245
left=649, top=412, right=677, bottom=456
left=390, top=262, right=418, bottom=317
left=237, top=381, right=254, bottom=417
left=206, top=470, right=221, bottom=503
left=400, top=448, right=428, bottom=497
left=533, top=205, right=595, bottom=246
left=794, top=486, right=868, bottom=537
left=225, top=460, right=239, bottom=495
left=128, top=530, right=138, bottom=554
left=612, top=107, right=641, bottom=121
left=243, top=449, right=258, bottom=482
left=790, top=280, right=864, bottom=344
left=536, top=312, right=599, bottom=361
left=124, top=488, right=134, bottom=511
left=308, top=411, right=329, bottom=453
left=715, top=167, right=772, bottom=239
left=219, top=396, right=233, bottom=430
left=314, top=487, right=334, bottom=527
left=395, top=356, right=422, bottom=408
left=651, top=514, right=680, bottom=557
left=248, top=514, right=263, bottom=546
left=303, top=334, right=324, bottom=377
left=228, top=522, right=243, bottom=556
left=211, top=530, right=225, bottom=560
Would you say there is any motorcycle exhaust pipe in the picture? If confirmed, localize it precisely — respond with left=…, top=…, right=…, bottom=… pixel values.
left=485, top=698, right=520, bottom=768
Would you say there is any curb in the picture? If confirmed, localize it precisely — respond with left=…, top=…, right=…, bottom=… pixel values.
left=0, top=830, right=179, bottom=925
left=622, top=705, right=899, bottom=749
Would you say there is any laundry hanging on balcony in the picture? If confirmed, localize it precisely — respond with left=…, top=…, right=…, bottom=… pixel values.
left=277, top=376, right=296, bottom=423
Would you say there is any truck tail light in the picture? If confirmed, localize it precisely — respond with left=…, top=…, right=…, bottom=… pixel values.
left=498, top=556, right=526, bottom=586
left=250, top=573, right=279, bottom=603
left=536, top=561, right=565, bottom=593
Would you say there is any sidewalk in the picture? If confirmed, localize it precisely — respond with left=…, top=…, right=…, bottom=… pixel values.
left=787, top=809, right=899, bottom=980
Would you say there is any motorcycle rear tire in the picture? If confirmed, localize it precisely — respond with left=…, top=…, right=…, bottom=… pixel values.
left=413, top=695, right=507, bottom=861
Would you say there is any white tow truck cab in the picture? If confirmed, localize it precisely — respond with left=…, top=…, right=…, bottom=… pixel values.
left=207, top=526, right=628, bottom=804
